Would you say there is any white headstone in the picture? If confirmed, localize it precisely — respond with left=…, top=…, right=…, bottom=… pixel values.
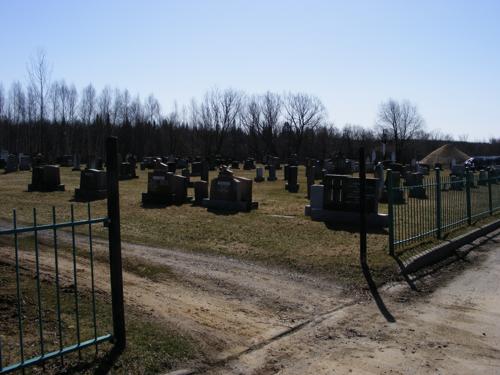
left=391, top=151, right=396, bottom=162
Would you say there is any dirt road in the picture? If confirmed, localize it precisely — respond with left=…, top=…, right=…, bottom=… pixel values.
left=1, top=229, right=353, bottom=365
left=208, top=231, right=500, bottom=374
left=2, top=227, right=499, bottom=374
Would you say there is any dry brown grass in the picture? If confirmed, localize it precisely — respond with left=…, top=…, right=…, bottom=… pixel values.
left=0, top=166, right=393, bottom=286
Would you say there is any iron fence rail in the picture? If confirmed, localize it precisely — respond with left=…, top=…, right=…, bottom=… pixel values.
left=0, top=204, right=112, bottom=374
left=388, top=169, right=500, bottom=254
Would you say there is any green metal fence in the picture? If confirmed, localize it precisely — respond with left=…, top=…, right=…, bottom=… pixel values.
left=0, top=137, right=125, bottom=374
left=0, top=204, right=112, bottom=374
left=388, top=168, right=500, bottom=254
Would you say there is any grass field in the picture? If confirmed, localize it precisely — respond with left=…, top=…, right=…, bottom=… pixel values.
left=0, top=166, right=395, bottom=286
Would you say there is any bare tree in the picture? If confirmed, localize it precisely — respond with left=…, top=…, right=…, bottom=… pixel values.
left=79, top=84, right=96, bottom=124
left=27, top=49, right=51, bottom=121
left=0, top=83, right=5, bottom=119
left=144, top=94, right=161, bottom=124
left=376, top=99, right=424, bottom=161
left=48, top=81, right=60, bottom=122
left=98, top=86, right=112, bottom=120
left=200, top=88, right=243, bottom=155
left=67, top=84, right=78, bottom=123
left=240, top=95, right=262, bottom=157
left=58, top=80, right=69, bottom=122
left=284, top=92, right=326, bottom=155
left=260, top=91, right=282, bottom=155
left=8, top=82, right=26, bottom=123
left=26, top=85, right=38, bottom=123
left=129, top=94, right=143, bottom=125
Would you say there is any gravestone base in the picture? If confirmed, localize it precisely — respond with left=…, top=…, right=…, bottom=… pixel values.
left=408, top=187, right=427, bottom=199
left=142, top=192, right=175, bottom=205
left=267, top=176, right=277, bottom=181
left=202, top=198, right=258, bottom=212
left=285, top=183, right=299, bottom=193
left=72, top=166, right=81, bottom=171
left=254, top=176, right=265, bottom=182
left=380, top=189, right=405, bottom=204
left=305, top=205, right=389, bottom=228
left=142, top=191, right=192, bottom=205
left=75, top=188, right=107, bottom=201
left=28, top=183, right=65, bottom=192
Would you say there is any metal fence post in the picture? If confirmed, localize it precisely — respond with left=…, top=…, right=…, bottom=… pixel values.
left=488, top=170, right=493, bottom=215
left=435, top=168, right=442, bottom=239
left=465, top=168, right=472, bottom=225
left=106, top=136, right=126, bottom=351
left=359, top=148, right=367, bottom=264
left=387, top=169, right=394, bottom=256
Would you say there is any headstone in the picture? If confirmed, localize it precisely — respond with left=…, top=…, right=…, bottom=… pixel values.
left=201, top=160, right=209, bottom=182
left=405, top=172, right=427, bottom=199
left=380, top=171, right=405, bottom=203
left=371, top=149, right=377, bottom=163
left=285, top=166, right=299, bottom=193
left=0, top=149, right=8, bottom=161
left=176, top=158, right=188, bottom=170
left=33, top=153, right=44, bottom=167
left=193, top=180, right=208, bottom=204
left=72, top=154, right=81, bottom=171
left=243, top=158, right=256, bottom=170
left=75, top=169, right=107, bottom=200
left=28, top=165, right=65, bottom=192
left=267, top=165, right=277, bottom=181
left=140, top=157, right=155, bottom=170
left=231, top=161, right=240, bottom=169
left=4, top=154, right=18, bottom=173
left=61, top=155, right=73, bottom=167
left=19, top=156, right=31, bottom=171
left=202, top=165, right=258, bottom=211
left=119, top=162, right=138, bottom=180
left=181, top=168, right=192, bottom=187
left=451, top=165, right=466, bottom=177
left=374, top=162, right=384, bottom=201
left=307, top=165, right=316, bottom=198
left=191, top=161, right=202, bottom=177
left=305, top=174, right=388, bottom=228
left=478, top=170, right=488, bottom=186
left=284, top=164, right=289, bottom=181
left=167, top=162, right=177, bottom=174
left=391, top=151, right=396, bottom=162
left=142, top=170, right=189, bottom=205
left=254, top=167, right=264, bottom=182
left=450, top=175, right=464, bottom=191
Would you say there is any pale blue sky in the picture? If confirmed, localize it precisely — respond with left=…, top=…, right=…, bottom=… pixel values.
left=1, top=0, right=499, bottom=141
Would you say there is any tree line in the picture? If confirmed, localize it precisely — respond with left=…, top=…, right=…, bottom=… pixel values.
left=0, top=52, right=498, bottom=163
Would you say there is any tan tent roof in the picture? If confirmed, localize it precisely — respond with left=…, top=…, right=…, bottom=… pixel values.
left=419, top=144, right=470, bottom=165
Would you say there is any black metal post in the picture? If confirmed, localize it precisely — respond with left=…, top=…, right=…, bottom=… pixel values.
left=106, top=137, right=126, bottom=351
left=359, top=147, right=367, bottom=265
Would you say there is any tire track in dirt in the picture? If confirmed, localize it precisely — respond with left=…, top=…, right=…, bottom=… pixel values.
left=0, top=227, right=352, bottom=363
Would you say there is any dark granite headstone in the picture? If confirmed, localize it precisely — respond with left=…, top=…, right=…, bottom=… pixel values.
left=75, top=169, right=106, bottom=200
left=28, top=165, right=65, bottom=192
left=285, top=166, right=299, bottom=193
